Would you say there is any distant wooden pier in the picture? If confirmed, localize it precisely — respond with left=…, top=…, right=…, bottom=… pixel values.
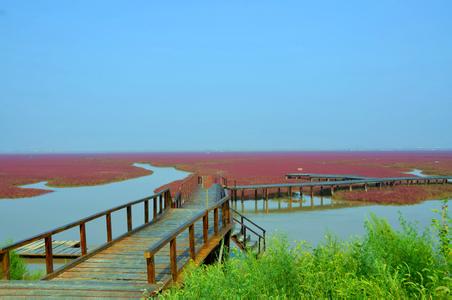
left=229, top=173, right=452, bottom=201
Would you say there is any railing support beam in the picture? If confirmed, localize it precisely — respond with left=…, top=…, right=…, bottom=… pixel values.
left=106, top=213, right=112, bottom=242
left=0, top=251, right=10, bottom=280
left=170, top=238, right=178, bottom=281
left=79, top=223, right=87, bottom=256
left=127, top=206, right=132, bottom=232
left=146, top=256, right=155, bottom=284
left=189, top=224, right=195, bottom=260
left=144, top=200, right=149, bottom=223
left=45, top=236, right=54, bottom=274
left=214, top=208, right=219, bottom=235
left=203, top=214, right=208, bottom=243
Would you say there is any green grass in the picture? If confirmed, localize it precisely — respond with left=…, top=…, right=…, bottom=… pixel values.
left=160, top=200, right=451, bottom=299
left=0, top=241, right=44, bottom=280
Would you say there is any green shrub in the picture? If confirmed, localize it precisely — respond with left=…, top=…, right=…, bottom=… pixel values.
left=1, top=241, right=44, bottom=280
left=160, top=201, right=451, bottom=299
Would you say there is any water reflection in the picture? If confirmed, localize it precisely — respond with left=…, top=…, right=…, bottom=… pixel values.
left=232, top=194, right=362, bottom=215
left=234, top=194, right=449, bottom=246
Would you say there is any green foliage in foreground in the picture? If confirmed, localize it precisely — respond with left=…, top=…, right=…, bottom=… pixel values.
left=0, top=241, right=44, bottom=280
left=160, top=201, right=451, bottom=299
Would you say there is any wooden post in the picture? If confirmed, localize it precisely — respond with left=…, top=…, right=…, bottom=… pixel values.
left=222, top=201, right=227, bottom=225
left=126, top=205, right=132, bottom=232
left=254, top=189, right=258, bottom=201
left=289, top=187, right=292, bottom=202
left=166, top=191, right=173, bottom=208
left=153, top=197, right=158, bottom=219
left=224, top=230, right=231, bottom=252
left=106, top=213, right=112, bottom=242
left=310, top=186, right=314, bottom=197
left=79, top=223, right=87, bottom=256
left=203, top=213, right=208, bottom=243
left=277, top=187, right=281, bottom=198
left=226, top=200, right=231, bottom=224
left=189, top=224, right=195, bottom=259
left=300, top=186, right=303, bottom=197
left=144, top=200, right=149, bottom=223
left=170, top=238, right=177, bottom=281
left=241, top=189, right=244, bottom=201
left=146, top=256, right=155, bottom=284
left=0, top=251, right=10, bottom=280
left=320, top=186, right=323, bottom=195
left=214, top=208, right=219, bottom=235
left=265, top=188, right=268, bottom=201
left=45, top=236, right=53, bottom=274
left=159, top=195, right=163, bottom=214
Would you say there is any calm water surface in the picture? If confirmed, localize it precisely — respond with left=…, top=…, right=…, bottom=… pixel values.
left=234, top=194, right=449, bottom=245
left=0, top=164, right=190, bottom=245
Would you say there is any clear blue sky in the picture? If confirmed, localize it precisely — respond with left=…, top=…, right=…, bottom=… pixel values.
left=1, top=1, right=451, bottom=152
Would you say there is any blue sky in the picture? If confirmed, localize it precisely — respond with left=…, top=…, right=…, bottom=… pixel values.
left=1, top=1, right=451, bottom=152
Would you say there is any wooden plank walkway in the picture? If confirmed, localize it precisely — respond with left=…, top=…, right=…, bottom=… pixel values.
left=229, top=174, right=452, bottom=201
left=0, top=184, right=232, bottom=299
left=232, top=175, right=452, bottom=190
left=16, top=240, right=82, bottom=258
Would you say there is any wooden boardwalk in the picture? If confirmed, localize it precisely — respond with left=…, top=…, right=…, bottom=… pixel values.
left=16, top=240, right=83, bottom=259
left=0, top=182, right=233, bottom=299
left=229, top=174, right=452, bottom=201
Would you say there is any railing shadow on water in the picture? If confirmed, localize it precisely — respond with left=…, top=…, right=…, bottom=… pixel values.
left=0, top=189, right=173, bottom=280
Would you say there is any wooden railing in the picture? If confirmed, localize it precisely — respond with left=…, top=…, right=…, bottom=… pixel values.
left=144, top=195, right=232, bottom=284
left=174, top=174, right=201, bottom=208
left=231, top=208, right=266, bottom=254
left=0, top=189, right=172, bottom=280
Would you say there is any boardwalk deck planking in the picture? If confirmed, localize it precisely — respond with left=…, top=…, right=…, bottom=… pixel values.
left=0, top=182, right=233, bottom=299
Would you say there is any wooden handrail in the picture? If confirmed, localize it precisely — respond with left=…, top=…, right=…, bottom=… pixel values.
left=0, top=188, right=170, bottom=254
left=0, top=188, right=171, bottom=280
left=144, top=195, right=231, bottom=283
left=230, top=207, right=266, bottom=233
left=232, top=217, right=264, bottom=239
left=231, top=208, right=266, bottom=253
left=145, top=195, right=230, bottom=256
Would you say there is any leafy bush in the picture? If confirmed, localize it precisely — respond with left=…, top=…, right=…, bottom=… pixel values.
left=1, top=241, right=44, bottom=280
left=160, top=201, right=451, bottom=299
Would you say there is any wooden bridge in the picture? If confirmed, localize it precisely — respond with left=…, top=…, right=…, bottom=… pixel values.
left=0, top=176, right=265, bottom=299
left=229, top=173, right=452, bottom=201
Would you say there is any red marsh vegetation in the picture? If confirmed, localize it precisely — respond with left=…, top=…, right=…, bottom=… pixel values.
left=1, top=152, right=451, bottom=202
left=0, top=154, right=151, bottom=198
left=334, top=185, right=452, bottom=204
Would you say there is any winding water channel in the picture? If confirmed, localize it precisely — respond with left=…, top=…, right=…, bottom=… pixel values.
left=0, top=164, right=190, bottom=245
left=0, top=165, right=448, bottom=260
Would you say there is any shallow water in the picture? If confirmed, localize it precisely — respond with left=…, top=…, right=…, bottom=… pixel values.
left=0, top=164, right=190, bottom=245
left=404, top=168, right=427, bottom=177
left=234, top=194, right=448, bottom=246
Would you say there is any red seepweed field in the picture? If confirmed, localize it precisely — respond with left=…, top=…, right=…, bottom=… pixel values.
left=1, top=151, right=452, bottom=203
